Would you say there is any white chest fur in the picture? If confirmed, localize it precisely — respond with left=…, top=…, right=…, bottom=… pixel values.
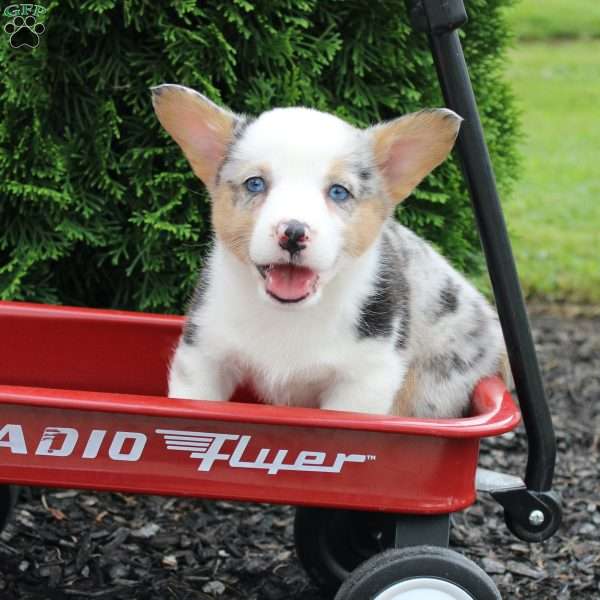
left=191, top=240, right=392, bottom=407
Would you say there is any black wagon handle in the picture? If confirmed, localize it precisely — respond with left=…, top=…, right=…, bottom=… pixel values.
left=406, top=0, right=561, bottom=541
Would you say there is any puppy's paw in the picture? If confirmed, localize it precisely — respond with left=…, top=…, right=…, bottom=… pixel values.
left=168, top=346, right=232, bottom=401
left=320, top=384, right=395, bottom=416
left=168, top=379, right=227, bottom=402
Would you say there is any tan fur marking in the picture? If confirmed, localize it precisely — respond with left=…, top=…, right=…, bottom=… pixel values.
left=327, top=157, right=391, bottom=257
left=394, top=366, right=418, bottom=416
left=498, top=351, right=513, bottom=388
left=211, top=186, right=255, bottom=263
left=343, top=198, right=390, bottom=257
left=327, top=158, right=349, bottom=185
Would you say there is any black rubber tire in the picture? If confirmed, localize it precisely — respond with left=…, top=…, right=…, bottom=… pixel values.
left=334, top=546, right=502, bottom=600
left=0, top=485, right=19, bottom=532
left=294, top=507, right=396, bottom=596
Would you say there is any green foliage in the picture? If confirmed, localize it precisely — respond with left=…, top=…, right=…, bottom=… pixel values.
left=0, top=0, right=519, bottom=313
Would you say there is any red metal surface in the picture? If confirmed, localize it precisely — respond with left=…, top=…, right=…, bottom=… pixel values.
left=0, top=300, right=180, bottom=396
left=0, top=300, right=521, bottom=513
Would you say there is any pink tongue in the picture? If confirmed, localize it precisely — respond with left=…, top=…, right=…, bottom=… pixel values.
left=266, top=265, right=317, bottom=301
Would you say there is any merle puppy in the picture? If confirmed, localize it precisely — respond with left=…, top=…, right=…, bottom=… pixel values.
left=152, top=84, right=507, bottom=417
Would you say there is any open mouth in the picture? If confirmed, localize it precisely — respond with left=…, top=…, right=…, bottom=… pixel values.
left=256, top=263, right=320, bottom=303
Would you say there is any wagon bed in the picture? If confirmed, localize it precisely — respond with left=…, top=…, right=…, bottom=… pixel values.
left=0, top=300, right=520, bottom=514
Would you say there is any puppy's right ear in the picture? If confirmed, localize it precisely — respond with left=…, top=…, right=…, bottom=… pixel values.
left=151, top=84, right=239, bottom=187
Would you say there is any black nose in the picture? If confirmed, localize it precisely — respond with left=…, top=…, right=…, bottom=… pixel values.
left=278, top=220, right=309, bottom=255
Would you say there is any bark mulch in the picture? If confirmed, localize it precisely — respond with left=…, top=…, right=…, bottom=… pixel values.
left=1, top=310, right=598, bottom=599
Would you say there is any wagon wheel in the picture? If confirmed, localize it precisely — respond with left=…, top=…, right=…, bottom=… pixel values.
left=294, top=507, right=396, bottom=595
left=0, top=485, right=19, bottom=532
left=334, top=546, right=501, bottom=600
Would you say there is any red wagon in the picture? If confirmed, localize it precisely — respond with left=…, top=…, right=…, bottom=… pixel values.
left=0, top=300, right=519, bottom=514
left=0, top=301, right=533, bottom=599
left=0, top=1, right=561, bottom=598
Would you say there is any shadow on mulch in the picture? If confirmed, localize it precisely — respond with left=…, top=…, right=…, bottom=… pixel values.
left=1, top=311, right=599, bottom=599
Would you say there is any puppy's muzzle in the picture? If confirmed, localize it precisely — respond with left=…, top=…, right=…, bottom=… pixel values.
left=277, top=220, right=310, bottom=257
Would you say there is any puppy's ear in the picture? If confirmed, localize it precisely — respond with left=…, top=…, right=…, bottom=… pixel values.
left=151, top=84, right=240, bottom=187
left=370, top=109, right=462, bottom=203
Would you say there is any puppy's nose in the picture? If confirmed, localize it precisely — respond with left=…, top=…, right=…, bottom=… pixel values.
left=277, top=220, right=310, bottom=255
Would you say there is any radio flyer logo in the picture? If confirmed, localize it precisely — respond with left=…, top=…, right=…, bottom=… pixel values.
left=3, top=4, right=46, bottom=48
left=0, top=424, right=377, bottom=477
left=156, top=429, right=376, bottom=475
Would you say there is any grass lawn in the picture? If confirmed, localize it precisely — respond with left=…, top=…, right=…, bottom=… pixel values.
left=502, top=39, right=600, bottom=303
left=506, top=0, right=600, bottom=40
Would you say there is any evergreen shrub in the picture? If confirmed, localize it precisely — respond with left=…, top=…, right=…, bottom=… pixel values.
left=0, top=0, right=518, bottom=313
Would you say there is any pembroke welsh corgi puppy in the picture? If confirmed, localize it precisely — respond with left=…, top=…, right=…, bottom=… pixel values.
left=152, top=84, right=507, bottom=418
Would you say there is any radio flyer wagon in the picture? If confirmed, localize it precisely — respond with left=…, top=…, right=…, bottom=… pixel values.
left=0, top=1, right=561, bottom=598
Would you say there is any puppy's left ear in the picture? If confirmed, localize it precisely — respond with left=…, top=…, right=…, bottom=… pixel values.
left=370, top=109, right=462, bottom=203
left=151, top=84, right=241, bottom=188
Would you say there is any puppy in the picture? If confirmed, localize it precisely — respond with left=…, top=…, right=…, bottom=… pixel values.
left=152, top=84, right=506, bottom=418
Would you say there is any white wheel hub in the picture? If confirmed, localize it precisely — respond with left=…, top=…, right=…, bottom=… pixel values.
left=374, top=577, right=474, bottom=600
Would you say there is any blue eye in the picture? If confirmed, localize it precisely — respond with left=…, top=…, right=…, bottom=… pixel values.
left=245, top=176, right=266, bottom=193
left=328, top=184, right=351, bottom=202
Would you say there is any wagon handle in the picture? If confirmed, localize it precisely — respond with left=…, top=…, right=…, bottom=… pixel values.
left=406, top=0, right=561, bottom=541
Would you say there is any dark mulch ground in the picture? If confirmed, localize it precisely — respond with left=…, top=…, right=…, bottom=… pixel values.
left=1, top=310, right=599, bottom=599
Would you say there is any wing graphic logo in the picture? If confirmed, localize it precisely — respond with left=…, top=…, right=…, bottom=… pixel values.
left=155, top=429, right=375, bottom=475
